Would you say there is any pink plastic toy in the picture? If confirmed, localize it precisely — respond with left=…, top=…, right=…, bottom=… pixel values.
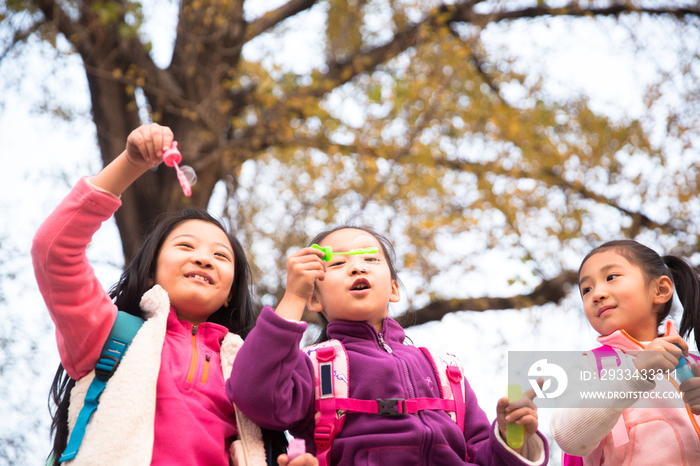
left=162, top=141, right=197, bottom=197
left=287, top=438, right=305, bottom=462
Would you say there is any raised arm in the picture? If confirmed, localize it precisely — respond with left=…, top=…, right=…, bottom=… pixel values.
left=32, top=124, right=173, bottom=379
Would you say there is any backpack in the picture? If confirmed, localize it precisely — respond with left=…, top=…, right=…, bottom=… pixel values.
left=60, top=311, right=144, bottom=463
left=561, top=345, right=700, bottom=466
left=302, top=339, right=468, bottom=466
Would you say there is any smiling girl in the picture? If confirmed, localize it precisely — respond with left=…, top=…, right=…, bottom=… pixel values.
left=32, top=124, right=315, bottom=466
left=228, top=225, right=549, bottom=466
left=551, top=239, right=700, bottom=465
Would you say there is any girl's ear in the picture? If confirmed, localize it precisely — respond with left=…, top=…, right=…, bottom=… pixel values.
left=389, top=279, right=400, bottom=303
left=654, top=275, right=674, bottom=305
left=307, top=291, right=324, bottom=313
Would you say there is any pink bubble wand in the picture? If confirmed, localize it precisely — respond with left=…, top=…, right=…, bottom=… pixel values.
left=287, top=438, right=305, bottom=462
left=162, top=141, right=197, bottom=197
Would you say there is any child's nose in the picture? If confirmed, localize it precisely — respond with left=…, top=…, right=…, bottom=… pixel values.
left=593, top=288, right=608, bottom=303
left=349, top=264, right=368, bottom=275
left=194, top=255, right=213, bottom=268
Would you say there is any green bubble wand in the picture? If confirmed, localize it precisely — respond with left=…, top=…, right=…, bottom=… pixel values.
left=311, top=244, right=379, bottom=262
left=506, top=384, right=524, bottom=449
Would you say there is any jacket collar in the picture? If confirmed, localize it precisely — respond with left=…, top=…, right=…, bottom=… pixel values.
left=597, top=320, right=679, bottom=351
left=326, top=317, right=406, bottom=347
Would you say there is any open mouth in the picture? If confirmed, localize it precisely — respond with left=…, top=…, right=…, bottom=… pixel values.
left=186, top=272, right=212, bottom=284
left=351, top=278, right=370, bottom=291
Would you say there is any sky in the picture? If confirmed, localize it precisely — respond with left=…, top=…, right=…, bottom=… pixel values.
left=0, top=1, right=693, bottom=464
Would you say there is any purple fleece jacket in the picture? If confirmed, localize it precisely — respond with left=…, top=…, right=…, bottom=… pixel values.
left=228, top=307, right=548, bottom=466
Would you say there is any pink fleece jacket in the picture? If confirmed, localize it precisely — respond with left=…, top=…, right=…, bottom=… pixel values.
left=32, top=177, right=238, bottom=465
left=551, top=321, right=700, bottom=465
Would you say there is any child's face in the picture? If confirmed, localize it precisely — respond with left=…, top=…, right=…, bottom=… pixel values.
left=579, top=250, right=663, bottom=341
left=308, top=228, right=400, bottom=332
left=154, top=220, right=235, bottom=325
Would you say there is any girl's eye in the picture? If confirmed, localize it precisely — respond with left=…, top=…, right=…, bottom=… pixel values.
left=606, top=274, right=618, bottom=281
left=178, top=242, right=194, bottom=249
left=215, top=252, right=231, bottom=260
left=364, top=257, right=378, bottom=263
left=329, top=260, right=345, bottom=267
left=581, top=287, right=591, bottom=295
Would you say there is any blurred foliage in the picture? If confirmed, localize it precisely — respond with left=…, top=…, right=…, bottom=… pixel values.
left=2, top=0, right=700, bottom=325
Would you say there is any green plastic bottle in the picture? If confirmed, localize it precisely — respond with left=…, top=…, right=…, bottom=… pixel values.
left=506, top=384, right=524, bottom=449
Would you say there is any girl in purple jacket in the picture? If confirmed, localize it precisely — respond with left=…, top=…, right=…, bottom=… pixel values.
left=228, top=226, right=549, bottom=466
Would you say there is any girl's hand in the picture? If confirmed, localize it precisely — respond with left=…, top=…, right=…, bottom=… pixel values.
left=496, top=378, right=542, bottom=454
left=284, top=247, right=326, bottom=302
left=680, top=362, right=700, bottom=415
left=633, top=335, right=688, bottom=374
left=277, top=453, right=319, bottom=466
left=275, top=247, right=326, bottom=321
left=125, top=123, right=174, bottom=169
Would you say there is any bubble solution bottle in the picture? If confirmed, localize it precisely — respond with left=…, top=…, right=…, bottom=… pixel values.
left=162, top=141, right=197, bottom=197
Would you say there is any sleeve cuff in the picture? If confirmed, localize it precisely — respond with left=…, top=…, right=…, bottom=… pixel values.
left=85, top=176, right=121, bottom=200
left=493, top=423, right=546, bottom=465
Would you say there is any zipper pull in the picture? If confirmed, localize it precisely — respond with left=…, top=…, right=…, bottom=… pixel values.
left=378, top=334, right=393, bottom=353
left=192, top=324, right=198, bottom=336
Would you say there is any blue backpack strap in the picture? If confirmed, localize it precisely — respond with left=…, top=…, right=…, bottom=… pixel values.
left=59, top=311, right=144, bottom=463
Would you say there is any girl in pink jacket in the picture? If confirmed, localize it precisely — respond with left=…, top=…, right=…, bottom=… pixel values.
left=32, top=124, right=315, bottom=466
left=551, top=239, right=700, bottom=465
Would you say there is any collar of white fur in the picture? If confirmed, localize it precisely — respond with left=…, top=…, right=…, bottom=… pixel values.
left=65, top=285, right=265, bottom=466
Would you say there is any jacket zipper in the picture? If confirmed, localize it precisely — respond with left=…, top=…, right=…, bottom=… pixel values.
left=202, top=354, right=211, bottom=383
left=620, top=328, right=700, bottom=439
left=376, top=321, right=428, bottom=463
left=187, top=324, right=198, bottom=383
left=666, top=375, right=700, bottom=440
left=619, top=329, right=645, bottom=349
left=378, top=333, right=393, bottom=353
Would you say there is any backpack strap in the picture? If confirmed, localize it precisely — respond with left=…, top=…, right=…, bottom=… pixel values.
left=303, top=340, right=349, bottom=466
left=590, top=345, right=621, bottom=375
left=303, top=340, right=468, bottom=466
left=60, top=311, right=144, bottom=463
left=419, top=347, right=466, bottom=433
left=562, top=345, right=627, bottom=466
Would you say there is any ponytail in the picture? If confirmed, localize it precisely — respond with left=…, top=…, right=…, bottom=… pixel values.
left=664, top=255, right=700, bottom=350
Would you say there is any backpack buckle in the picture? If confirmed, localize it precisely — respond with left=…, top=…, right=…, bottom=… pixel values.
left=94, top=353, right=122, bottom=380
left=376, top=398, right=405, bottom=416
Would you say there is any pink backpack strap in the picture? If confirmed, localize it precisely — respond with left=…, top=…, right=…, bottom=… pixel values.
left=561, top=452, right=584, bottom=466
left=563, top=345, right=628, bottom=464
left=419, top=347, right=466, bottom=432
left=591, top=345, right=621, bottom=375
left=303, top=340, right=349, bottom=466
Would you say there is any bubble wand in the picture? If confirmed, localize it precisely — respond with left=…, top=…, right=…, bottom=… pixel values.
left=674, top=344, right=695, bottom=383
left=506, top=384, right=524, bottom=449
left=287, top=438, right=305, bottom=462
left=162, top=141, right=197, bottom=197
left=311, top=244, right=379, bottom=261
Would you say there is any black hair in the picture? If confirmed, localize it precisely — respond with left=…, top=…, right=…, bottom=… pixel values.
left=308, top=224, right=402, bottom=344
left=579, top=239, right=700, bottom=349
left=47, top=208, right=285, bottom=465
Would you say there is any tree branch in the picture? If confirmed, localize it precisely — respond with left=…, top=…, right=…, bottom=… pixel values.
left=436, top=157, right=669, bottom=235
left=244, top=0, right=319, bottom=42
left=468, top=4, right=700, bottom=25
left=0, top=22, right=42, bottom=63
left=395, top=270, right=579, bottom=328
